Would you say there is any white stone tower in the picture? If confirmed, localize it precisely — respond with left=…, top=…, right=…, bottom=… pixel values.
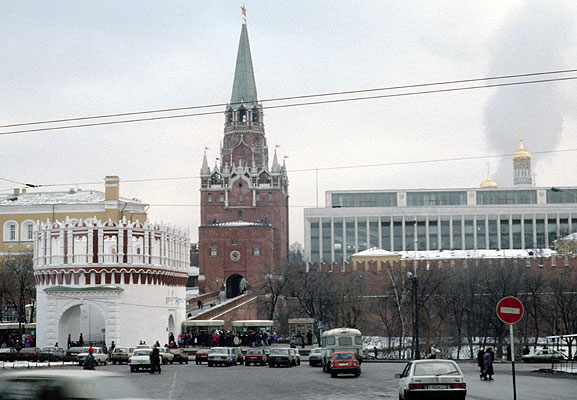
left=33, top=218, right=190, bottom=348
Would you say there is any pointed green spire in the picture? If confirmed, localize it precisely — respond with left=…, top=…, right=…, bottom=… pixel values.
left=230, top=22, right=258, bottom=110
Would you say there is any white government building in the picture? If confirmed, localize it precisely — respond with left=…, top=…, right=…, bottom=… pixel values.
left=304, top=139, right=577, bottom=263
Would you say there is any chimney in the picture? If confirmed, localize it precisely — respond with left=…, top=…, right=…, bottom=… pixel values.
left=13, top=188, right=20, bottom=196
left=105, top=176, right=120, bottom=201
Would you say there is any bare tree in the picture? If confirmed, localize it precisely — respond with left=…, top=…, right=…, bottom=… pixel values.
left=0, top=253, right=35, bottom=327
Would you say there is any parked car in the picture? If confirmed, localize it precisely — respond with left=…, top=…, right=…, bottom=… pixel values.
left=207, top=347, right=241, bottom=367
left=158, top=347, right=174, bottom=365
left=170, top=348, right=190, bottom=364
left=268, top=348, right=296, bottom=368
left=522, top=349, right=567, bottom=363
left=245, top=348, right=267, bottom=366
left=0, top=347, right=18, bottom=362
left=231, top=347, right=244, bottom=365
left=0, top=369, right=141, bottom=399
left=64, top=346, right=91, bottom=362
left=329, top=351, right=361, bottom=378
left=17, top=347, right=42, bottom=362
left=129, top=348, right=156, bottom=372
left=396, top=359, right=467, bottom=400
left=309, top=348, right=323, bottom=367
left=111, top=347, right=135, bottom=365
left=77, top=347, right=108, bottom=366
left=39, top=347, right=65, bottom=362
left=195, top=347, right=211, bottom=365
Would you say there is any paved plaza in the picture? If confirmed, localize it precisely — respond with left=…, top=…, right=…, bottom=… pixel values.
left=2, top=359, right=574, bottom=399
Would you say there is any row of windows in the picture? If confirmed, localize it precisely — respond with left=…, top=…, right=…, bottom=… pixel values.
left=330, top=189, right=577, bottom=208
left=209, top=245, right=261, bottom=256
left=2, top=221, right=34, bottom=242
left=207, top=192, right=273, bottom=202
left=309, top=216, right=577, bottom=263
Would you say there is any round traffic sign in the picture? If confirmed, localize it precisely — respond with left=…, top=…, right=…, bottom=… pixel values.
left=496, top=296, right=524, bottom=324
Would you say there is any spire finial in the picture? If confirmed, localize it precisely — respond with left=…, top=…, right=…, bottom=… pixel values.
left=519, top=129, right=524, bottom=148
left=241, top=4, right=247, bottom=24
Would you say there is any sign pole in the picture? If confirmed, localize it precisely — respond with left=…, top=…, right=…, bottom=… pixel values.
left=510, top=324, right=517, bottom=400
left=496, top=296, right=524, bottom=400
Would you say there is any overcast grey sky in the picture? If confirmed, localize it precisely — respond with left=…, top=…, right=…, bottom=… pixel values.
left=2, top=1, right=577, bottom=245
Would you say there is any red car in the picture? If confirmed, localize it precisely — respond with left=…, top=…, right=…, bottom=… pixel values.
left=17, top=347, right=42, bottom=362
left=330, top=351, right=361, bottom=378
left=170, top=348, right=190, bottom=364
left=195, top=347, right=211, bottom=365
left=245, top=348, right=267, bottom=366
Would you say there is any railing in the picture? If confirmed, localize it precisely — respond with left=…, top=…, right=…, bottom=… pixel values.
left=553, top=359, right=577, bottom=373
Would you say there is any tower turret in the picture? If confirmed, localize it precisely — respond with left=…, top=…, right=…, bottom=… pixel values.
left=513, top=134, right=532, bottom=186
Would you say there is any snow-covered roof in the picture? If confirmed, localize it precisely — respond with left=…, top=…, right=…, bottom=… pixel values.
left=352, top=247, right=555, bottom=260
left=556, top=232, right=577, bottom=241
left=206, top=221, right=269, bottom=227
left=0, top=190, right=142, bottom=206
left=398, top=249, right=555, bottom=260
left=352, top=247, right=398, bottom=257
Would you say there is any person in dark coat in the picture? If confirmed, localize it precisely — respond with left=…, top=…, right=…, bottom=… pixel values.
left=483, top=348, right=494, bottom=381
left=477, top=347, right=485, bottom=379
left=78, top=333, right=84, bottom=347
left=83, top=347, right=95, bottom=370
left=150, top=346, right=161, bottom=374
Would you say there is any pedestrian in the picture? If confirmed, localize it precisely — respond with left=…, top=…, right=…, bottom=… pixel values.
left=78, top=333, right=84, bottom=347
left=523, top=345, right=530, bottom=355
left=67, top=334, right=72, bottom=349
left=307, top=330, right=313, bottom=346
left=150, top=345, right=161, bottom=374
left=301, top=333, right=306, bottom=349
left=477, top=347, right=485, bottom=379
left=483, top=347, right=494, bottom=381
left=506, top=344, right=511, bottom=361
left=102, top=343, right=108, bottom=360
left=83, top=347, right=95, bottom=370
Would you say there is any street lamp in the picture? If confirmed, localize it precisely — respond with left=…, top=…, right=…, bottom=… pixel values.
left=410, top=218, right=421, bottom=360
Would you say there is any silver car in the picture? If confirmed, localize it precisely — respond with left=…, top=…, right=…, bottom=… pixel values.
left=308, top=348, right=323, bottom=367
left=396, top=359, right=467, bottom=400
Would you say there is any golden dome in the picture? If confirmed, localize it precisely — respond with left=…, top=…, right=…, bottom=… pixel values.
left=512, top=137, right=531, bottom=161
left=480, top=166, right=498, bottom=188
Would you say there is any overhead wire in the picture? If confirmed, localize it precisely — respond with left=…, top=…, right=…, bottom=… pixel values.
left=1, top=70, right=577, bottom=136
left=1, top=146, right=576, bottom=191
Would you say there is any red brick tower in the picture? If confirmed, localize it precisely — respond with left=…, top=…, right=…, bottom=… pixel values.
left=198, top=16, right=289, bottom=298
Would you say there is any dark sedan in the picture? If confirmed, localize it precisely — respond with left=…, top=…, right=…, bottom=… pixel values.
left=0, top=348, right=18, bottom=362
left=39, top=347, right=65, bottom=362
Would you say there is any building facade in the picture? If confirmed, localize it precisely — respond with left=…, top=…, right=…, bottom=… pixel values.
left=198, top=17, right=289, bottom=296
left=1, top=176, right=148, bottom=258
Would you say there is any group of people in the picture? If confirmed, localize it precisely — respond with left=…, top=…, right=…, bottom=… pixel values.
left=175, top=329, right=279, bottom=348
left=477, top=347, right=495, bottom=381
left=0, top=333, right=36, bottom=350
left=292, top=330, right=313, bottom=349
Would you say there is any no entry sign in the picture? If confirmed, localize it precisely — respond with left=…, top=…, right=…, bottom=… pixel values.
left=496, top=296, right=524, bottom=324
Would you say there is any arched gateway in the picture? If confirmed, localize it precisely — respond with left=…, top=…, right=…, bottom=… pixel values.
left=34, top=218, right=190, bottom=348
left=225, top=274, right=247, bottom=298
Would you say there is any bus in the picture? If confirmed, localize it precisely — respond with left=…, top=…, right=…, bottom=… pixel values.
left=181, top=320, right=224, bottom=334
left=320, top=327, right=363, bottom=372
left=231, top=320, right=274, bottom=335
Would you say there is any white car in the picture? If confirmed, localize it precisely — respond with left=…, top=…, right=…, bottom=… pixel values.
left=77, top=347, right=108, bottom=366
left=396, top=359, right=467, bottom=400
left=129, top=348, right=162, bottom=372
left=157, top=347, right=174, bottom=364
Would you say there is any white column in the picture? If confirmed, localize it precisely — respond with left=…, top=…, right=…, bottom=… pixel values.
left=118, top=228, right=124, bottom=264
left=127, top=228, right=133, bottom=264
left=144, top=230, right=150, bottom=265
left=87, top=228, right=94, bottom=265
left=98, top=228, right=104, bottom=264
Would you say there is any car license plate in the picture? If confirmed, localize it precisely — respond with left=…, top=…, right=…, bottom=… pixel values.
left=427, top=385, right=449, bottom=389
left=338, top=362, right=349, bottom=366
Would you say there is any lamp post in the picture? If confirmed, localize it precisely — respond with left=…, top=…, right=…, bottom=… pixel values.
left=410, top=219, right=421, bottom=360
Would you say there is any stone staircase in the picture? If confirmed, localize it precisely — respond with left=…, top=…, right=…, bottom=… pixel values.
left=188, top=292, right=258, bottom=321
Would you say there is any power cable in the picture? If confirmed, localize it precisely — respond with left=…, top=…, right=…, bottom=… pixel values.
left=2, top=68, right=576, bottom=129
left=2, top=146, right=576, bottom=191
left=1, top=74, right=577, bottom=136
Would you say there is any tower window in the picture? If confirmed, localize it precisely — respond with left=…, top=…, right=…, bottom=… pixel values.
left=9, top=224, right=16, bottom=241
left=268, top=192, right=272, bottom=201
left=210, top=246, right=217, bottom=257
left=253, top=245, right=261, bottom=256
left=238, top=210, right=243, bottom=219
left=26, top=224, right=33, bottom=241
left=256, top=193, right=261, bottom=201
left=207, top=193, right=212, bottom=203
left=239, top=194, right=243, bottom=202
left=232, top=239, right=237, bottom=246
left=219, top=193, right=224, bottom=202
left=239, top=182, right=242, bottom=187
